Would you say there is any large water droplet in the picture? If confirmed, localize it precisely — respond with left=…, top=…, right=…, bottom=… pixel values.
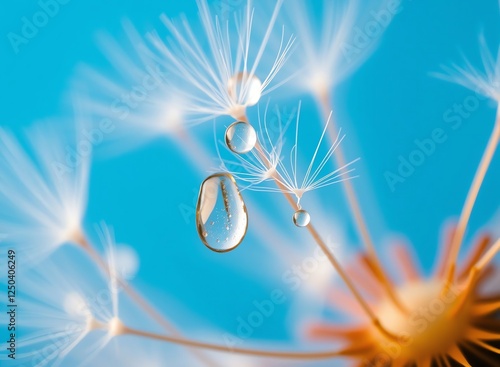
left=196, top=173, right=248, bottom=252
left=293, top=209, right=310, bottom=227
left=225, top=121, right=257, bottom=154
left=228, top=73, right=262, bottom=107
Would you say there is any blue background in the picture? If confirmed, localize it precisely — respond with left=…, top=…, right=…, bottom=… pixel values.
left=1, top=0, right=499, bottom=364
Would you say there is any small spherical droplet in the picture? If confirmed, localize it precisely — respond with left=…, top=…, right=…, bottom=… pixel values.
left=228, top=73, right=262, bottom=107
left=225, top=121, right=257, bottom=154
left=293, top=209, right=310, bottom=227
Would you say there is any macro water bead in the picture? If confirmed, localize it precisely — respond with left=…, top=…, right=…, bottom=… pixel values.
left=196, top=173, right=248, bottom=252
left=293, top=209, right=311, bottom=227
left=227, top=73, right=263, bottom=107
left=225, top=121, right=257, bottom=154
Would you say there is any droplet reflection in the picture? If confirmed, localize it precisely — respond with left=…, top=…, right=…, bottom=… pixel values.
left=293, top=209, right=311, bottom=227
left=225, top=121, right=257, bottom=154
left=196, top=173, right=248, bottom=252
left=227, top=73, right=262, bottom=107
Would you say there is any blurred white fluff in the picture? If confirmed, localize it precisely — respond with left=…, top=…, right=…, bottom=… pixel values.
left=147, top=0, right=294, bottom=121
left=0, top=122, right=90, bottom=263
left=1, top=224, right=123, bottom=367
left=437, top=35, right=500, bottom=102
left=282, top=0, right=395, bottom=98
left=113, top=244, right=140, bottom=281
left=77, top=20, right=188, bottom=152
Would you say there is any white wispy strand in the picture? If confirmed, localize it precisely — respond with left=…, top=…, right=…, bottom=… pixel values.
left=219, top=103, right=359, bottom=203
left=146, top=0, right=294, bottom=121
left=284, top=0, right=358, bottom=96
left=76, top=20, right=187, bottom=151
left=282, top=0, right=395, bottom=98
left=0, top=122, right=89, bottom=263
left=436, top=35, right=500, bottom=102
left=1, top=224, right=125, bottom=367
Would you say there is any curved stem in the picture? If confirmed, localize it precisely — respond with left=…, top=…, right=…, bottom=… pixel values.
left=248, top=118, right=398, bottom=341
left=450, top=238, right=500, bottom=317
left=444, top=110, right=500, bottom=286
left=123, top=325, right=361, bottom=360
left=315, top=94, right=407, bottom=313
left=75, top=233, right=219, bottom=367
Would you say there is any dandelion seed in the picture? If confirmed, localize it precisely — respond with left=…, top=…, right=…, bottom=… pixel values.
left=436, top=35, right=500, bottom=102
left=147, top=0, right=294, bottom=121
left=0, top=122, right=89, bottom=263
left=76, top=20, right=188, bottom=152
left=220, top=103, right=359, bottom=206
left=0, top=225, right=123, bottom=367
left=282, top=0, right=391, bottom=98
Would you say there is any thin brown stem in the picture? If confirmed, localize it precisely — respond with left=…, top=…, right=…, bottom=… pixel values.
left=473, top=238, right=500, bottom=274
left=123, top=325, right=360, bottom=360
left=316, top=94, right=407, bottom=313
left=444, top=110, right=500, bottom=286
left=450, top=238, right=500, bottom=317
left=75, top=233, right=219, bottom=367
left=249, top=122, right=398, bottom=341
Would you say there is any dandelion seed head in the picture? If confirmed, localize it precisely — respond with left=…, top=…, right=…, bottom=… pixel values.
left=373, top=280, right=472, bottom=359
left=308, top=230, right=500, bottom=366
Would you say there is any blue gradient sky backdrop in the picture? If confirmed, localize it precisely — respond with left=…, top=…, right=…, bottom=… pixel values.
left=1, top=0, right=499, bottom=364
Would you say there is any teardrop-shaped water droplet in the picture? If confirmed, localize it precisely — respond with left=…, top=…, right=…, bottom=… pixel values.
left=225, top=121, right=257, bottom=154
left=196, top=173, right=248, bottom=252
left=228, top=73, right=262, bottom=107
left=293, top=209, right=310, bottom=227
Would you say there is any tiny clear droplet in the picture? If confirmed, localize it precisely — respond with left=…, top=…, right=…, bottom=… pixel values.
left=228, top=73, right=262, bottom=106
left=225, top=121, right=257, bottom=154
left=293, top=209, right=310, bottom=227
left=196, top=173, right=248, bottom=252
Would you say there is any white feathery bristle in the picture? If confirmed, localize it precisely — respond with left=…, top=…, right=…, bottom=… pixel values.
left=436, top=36, right=500, bottom=102
left=221, top=102, right=359, bottom=202
left=0, top=122, right=90, bottom=263
left=147, top=0, right=294, bottom=121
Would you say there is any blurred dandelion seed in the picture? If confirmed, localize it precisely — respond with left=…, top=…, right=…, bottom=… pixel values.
left=0, top=123, right=89, bottom=263
left=283, top=0, right=358, bottom=98
left=5, top=225, right=123, bottom=367
left=436, top=35, right=500, bottom=103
